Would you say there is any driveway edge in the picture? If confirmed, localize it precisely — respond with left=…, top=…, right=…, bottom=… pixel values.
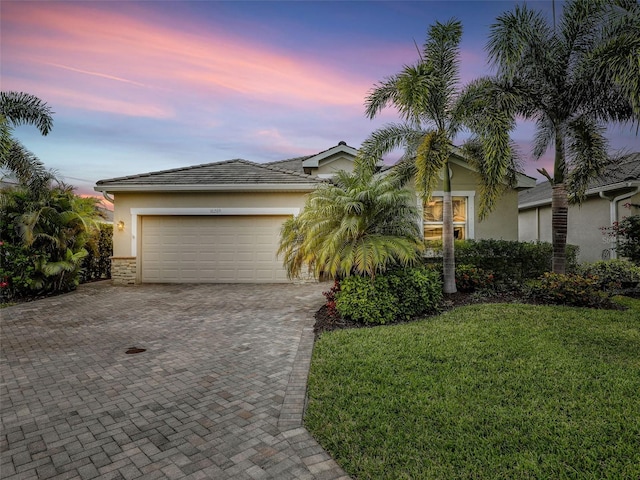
left=278, top=326, right=351, bottom=480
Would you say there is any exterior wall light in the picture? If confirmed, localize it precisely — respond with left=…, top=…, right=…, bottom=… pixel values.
left=117, top=220, right=125, bottom=231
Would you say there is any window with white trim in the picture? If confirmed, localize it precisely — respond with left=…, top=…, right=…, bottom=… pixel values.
left=423, top=196, right=469, bottom=240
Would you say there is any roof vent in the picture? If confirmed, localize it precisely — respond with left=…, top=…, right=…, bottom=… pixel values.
left=338, top=141, right=346, bottom=146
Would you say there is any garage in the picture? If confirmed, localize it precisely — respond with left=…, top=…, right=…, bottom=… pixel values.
left=140, top=215, right=290, bottom=283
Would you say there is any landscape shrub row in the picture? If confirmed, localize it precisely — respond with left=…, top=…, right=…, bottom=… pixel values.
left=425, top=239, right=579, bottom=288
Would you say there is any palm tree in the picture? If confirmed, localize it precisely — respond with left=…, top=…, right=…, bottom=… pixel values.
left=0, top=91, right=55, bottom=191
left=358, top=19, right=520, bottom=293
left=487, top=0, right=640, bottom=273
left=278, top=168, right=424, bottom=280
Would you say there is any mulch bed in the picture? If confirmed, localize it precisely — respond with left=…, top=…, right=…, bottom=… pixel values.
left=313, top=289, right=633, bottom=337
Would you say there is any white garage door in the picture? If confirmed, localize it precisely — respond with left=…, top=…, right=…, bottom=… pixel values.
left=141, top=215, right=289, bottom=283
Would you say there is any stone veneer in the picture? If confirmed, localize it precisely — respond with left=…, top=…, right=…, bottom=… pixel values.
left=111, top=257, right=137, bottom=285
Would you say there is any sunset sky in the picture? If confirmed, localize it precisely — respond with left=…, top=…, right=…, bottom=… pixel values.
left=2, top=0, right=639, bottom=199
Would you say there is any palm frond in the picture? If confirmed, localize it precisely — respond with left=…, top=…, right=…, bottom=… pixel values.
left=0, top=91, right=54, bottom=135
left=565, top=117, right=611, bottom=203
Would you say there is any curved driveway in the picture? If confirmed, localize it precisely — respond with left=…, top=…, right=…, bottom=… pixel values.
left=1, top=282, right=349, bottom=480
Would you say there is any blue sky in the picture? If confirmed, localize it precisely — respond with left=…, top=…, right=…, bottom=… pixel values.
left=2, top=0, right=638, bottom=199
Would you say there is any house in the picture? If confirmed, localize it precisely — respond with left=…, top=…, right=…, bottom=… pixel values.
left=95, top=141, right=535, bottom=285
left=518, top=153, right=640, bottom=263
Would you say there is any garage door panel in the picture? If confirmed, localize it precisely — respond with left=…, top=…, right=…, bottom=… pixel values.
left=141, top=215, right=289, bottom=283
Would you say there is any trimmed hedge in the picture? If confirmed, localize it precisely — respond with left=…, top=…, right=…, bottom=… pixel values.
left=335, top=267, right=443, bottom=325
left=425, top=239, right=579, bottom=287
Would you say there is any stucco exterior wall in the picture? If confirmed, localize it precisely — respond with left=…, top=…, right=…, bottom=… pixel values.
left=416, top=163, right=519, bottom=240
left=315, top=156, right=355, bottom=176
left=518, top=190, right=640, bottom=263
left=475, top=189, right=519, bottom=240
left=112, top=191, right=309, bottom=257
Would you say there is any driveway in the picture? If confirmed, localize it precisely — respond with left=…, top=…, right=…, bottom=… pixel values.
left=0, top=282, right=349, bottom=480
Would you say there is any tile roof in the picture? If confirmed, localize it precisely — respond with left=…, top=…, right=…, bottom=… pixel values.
left=96, top=159, right=323, bottom=188
left=265, top=155, right=313, bottom=173
left=519, top=152, right=640, bottom=207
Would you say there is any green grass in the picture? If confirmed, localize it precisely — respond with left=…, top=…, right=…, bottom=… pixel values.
left=306, top=298, right=640, bottom=479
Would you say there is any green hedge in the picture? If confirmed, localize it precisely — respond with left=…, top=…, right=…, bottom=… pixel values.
left=335, top=267, right=442, bottom=325
left=425, top=239, right=579, bottom=286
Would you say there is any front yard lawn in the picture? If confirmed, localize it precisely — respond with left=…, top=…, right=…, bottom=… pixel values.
left=306, top=298, right=640, bottom=479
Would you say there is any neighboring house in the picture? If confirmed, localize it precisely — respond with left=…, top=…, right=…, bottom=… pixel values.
left=518, top=153, right=640, bottom=263
left=95, top=141, right=535, bottom=285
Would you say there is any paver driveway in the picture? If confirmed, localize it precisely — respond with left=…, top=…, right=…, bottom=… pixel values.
left=1, top=282, right=350, bottom=480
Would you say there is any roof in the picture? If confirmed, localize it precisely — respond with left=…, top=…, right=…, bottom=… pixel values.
left=265, top=155, right=312, bottom=173
left=519, top=152, right=640, bottom=209
left=95, top=159, right=324, bottom=193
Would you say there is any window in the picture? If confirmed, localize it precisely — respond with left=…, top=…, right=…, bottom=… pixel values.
left=424, top=196, right=468, bottom=241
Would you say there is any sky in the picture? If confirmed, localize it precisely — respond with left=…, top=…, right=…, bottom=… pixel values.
left=2, top=0, right=639, bottom=201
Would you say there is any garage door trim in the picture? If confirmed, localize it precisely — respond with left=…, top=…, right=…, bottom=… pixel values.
left=129, top=207, right=300, bottom=256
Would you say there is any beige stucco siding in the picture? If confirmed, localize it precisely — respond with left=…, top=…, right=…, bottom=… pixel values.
left=518, top=190, right=640, bottom=263
left=112, top=191, right=309, bottom=257
left=411, top=163, right=519, bottom=241
left=315, top=156, right=355, bottom=176
left=475, top=189, right=519, bottom=240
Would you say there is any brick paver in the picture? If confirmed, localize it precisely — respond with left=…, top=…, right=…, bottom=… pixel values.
left=1, top=282, right=350, bottom=479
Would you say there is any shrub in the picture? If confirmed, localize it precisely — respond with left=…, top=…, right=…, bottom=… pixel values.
left=455, top=264, right=494, bottom=293
left=80, top=223, right=113, bottom=283
left=387, top=267, right=443, bottom=320
left=335, top=267, right=443, bottom=325
left=426, top=239, right=579, bottom=286
left=322, top=280, right=340, bottom=318
left=612, top=215, right=640, bottom=265
left=336, top=275, right=398, bottom=325
left=579, top=260, right=640, bottom=294
left=524, top=273, right=611, bottom=308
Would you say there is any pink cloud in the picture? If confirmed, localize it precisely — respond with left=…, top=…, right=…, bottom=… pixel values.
left=2, top=2, right=373, bottom=118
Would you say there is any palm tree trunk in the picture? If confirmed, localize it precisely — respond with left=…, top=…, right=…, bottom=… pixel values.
left=551, top=183, right=568, bottom=274
left=442, top=161, right=457, bottom=294
left=551, top=130, right=568, bottom=274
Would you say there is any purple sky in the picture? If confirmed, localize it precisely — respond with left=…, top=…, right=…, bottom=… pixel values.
left=2, top=0, right=639, bottom=200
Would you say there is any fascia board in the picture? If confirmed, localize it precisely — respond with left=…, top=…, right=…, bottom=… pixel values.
left=518, top=180, right=640, bottom=210
left=94, top=183, right=320, bottom=193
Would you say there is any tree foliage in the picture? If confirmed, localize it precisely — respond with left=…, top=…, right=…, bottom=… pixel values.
left=0, top=91, right=55, bottom=193
left=358, top=19, right=521, bottom=293
left=487, top=0, right=640, bottom=272
left=278, top=169, right=424, bottom=280
left=1, top=183, right=105, bottom=301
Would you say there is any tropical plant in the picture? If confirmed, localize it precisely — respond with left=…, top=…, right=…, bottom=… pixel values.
left=487, top=0, right=640, bottom=273
left=278, top=168, right=424, bottom=280
left=358, top=19, right=521, bottom=293
left=1, top=182, right=103, bottom=300
left=0, top=91, right=54, bottom=192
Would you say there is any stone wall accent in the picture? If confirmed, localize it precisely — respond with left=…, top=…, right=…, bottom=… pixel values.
left=111, top=257, right=137, bottom=285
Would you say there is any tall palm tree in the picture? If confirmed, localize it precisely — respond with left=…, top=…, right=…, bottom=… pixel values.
left=278, top=168, right=424, bottom=280
left=0, top=91, right=55, bottom=191
left=358, top=19, right=520, bottom=293
left=487, top=0, right=639, bottom=273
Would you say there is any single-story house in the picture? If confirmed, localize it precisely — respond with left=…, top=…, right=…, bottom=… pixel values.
left=518, top=152, right=640, bottom=263
left=95, top=141, right=536, bottom=285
